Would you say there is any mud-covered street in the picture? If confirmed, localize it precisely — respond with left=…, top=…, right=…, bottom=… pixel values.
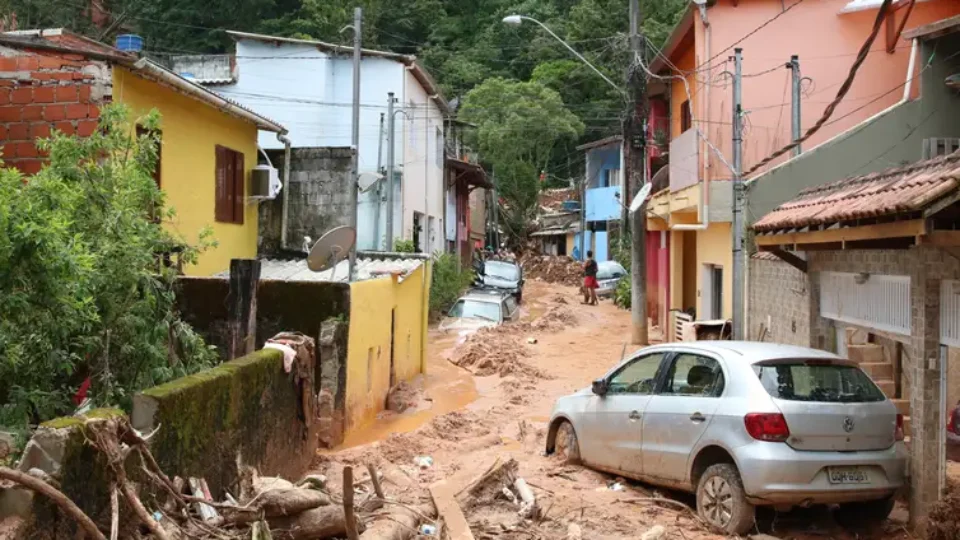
left=313, top=282, right=917, bottom=540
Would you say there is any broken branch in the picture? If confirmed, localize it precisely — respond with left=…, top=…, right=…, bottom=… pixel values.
left=0, top=466, right=107, bottom=540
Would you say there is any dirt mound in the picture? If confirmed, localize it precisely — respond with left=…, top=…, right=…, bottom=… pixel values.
left=422, top=411, right=491, bottom=442
left=927, top=484, right=960, bottom=540
left=386, top=380, right=420, bottom=413
left=521, top=255, right=581, bottom=287
left=453, top=332, right=547, bottom=378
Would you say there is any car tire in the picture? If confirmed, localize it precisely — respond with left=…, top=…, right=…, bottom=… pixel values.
left=696, top=463, right=755, bottom=535
left=554, top=421, right=581, bottom=464
left=834, top=496, right=895, bottom=528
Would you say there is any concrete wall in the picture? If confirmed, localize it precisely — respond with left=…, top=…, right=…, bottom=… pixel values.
left=748, top=255, right=810, bottom=345
left=401, top=68, right=445, bottom=253
left=116, top=67, right=262, bottom=277
left=746, top=33, right=960, bottom=223
left=344, top=265, right=429, bottom=431
left=259, top=147, right=353, bottom=255
left=132, top=348, right=317, bottom=498
left=695, top=223, right=733, bottom=320
left=806, top=247, right=960, bottom=523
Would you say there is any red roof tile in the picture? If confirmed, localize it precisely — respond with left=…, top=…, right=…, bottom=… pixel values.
left=753, top=151, right=960, bottom=232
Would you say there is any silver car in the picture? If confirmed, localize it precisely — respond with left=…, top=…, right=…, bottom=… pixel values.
left=439, top=289, right=520, bottom=333
left=545, top=341, right=906, bottom=534
left=596, top=261, right=627, bottom=298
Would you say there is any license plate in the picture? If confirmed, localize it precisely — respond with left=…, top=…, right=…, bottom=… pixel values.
left=828, top=467, right=870, bottom=485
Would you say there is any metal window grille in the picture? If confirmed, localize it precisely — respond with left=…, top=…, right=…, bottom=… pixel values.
left=820, top=272, right=911, bottom=336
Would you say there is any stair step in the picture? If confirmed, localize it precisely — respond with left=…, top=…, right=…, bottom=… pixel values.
left=875, top=379, right=896, bottom=398
left=845, top=327, right=870, bottom=346
left=861, top=362, right=893, bottom=380
left=891, top=399, right=911, bottom=416
left=848, top=344, right=884, bottom=364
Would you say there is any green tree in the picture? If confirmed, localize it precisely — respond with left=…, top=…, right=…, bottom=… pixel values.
left=0, top=104, right=216, bottom=428
left=459, top=77, right=583, bottom=247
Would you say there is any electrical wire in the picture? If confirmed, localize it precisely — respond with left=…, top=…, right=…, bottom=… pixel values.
left=742, top=0, right=893, bottom=177
left=696, top=0, right=808, bottom=71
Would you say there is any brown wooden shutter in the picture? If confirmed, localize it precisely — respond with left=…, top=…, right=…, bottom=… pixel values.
left=232, top=149, right=244, bottom=225
left=215, top=145, right=230, bottom=222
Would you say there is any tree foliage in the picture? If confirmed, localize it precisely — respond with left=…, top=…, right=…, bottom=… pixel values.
left=0, top=105, right=216, bottom=428
left=459, top=78, right=583, bottom=247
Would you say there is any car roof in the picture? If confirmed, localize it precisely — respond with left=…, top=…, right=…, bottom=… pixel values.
left=461, top=288, right=509, bottom=302
left=643, top=341, right=841, bottom=363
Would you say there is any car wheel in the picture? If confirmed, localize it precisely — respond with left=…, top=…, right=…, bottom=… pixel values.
left=834, top=496, right=895, bottom=528
left=696, top=463, right=755, bottom=535
left=554, top=421, right=580, bottom=464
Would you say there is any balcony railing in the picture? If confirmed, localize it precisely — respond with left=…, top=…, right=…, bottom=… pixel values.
left=669, top=128, right=698, bottom=192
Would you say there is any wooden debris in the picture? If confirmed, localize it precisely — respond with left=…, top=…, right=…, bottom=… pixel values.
left=513, top=477, right=538, bottom=519
left=343, top=466, right=360, bottom=540
left=359, top=503, right=436, bottom=540
left=566, top=523, right=583, bottom=540
left=269, top=506, right=348, bottom=540
left=258, top=487, right=331, bottom=517
left=0, top=466, right=106, bottom=540
left=429, top=479, right=475, bottom=540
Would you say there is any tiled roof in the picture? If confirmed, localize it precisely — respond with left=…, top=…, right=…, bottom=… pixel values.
left=538, top=188, right=578, bottom=213
left=217, top=254, right=427, bottom=283
left=753, top=152, right=960, bottom=232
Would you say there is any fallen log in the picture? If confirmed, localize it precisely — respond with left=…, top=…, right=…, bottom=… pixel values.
left=0, top=466, right=106, bottom=540
left=269, top=506, right=348, bottom=540
left=258, top=488, right=331, bottom=517
left=359, top=503, right=436, bottom=540
left=429, top=480, right=474, bottom=540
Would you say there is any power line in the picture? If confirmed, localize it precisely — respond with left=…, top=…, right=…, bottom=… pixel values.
left=697, top=0, right=808, bottom=71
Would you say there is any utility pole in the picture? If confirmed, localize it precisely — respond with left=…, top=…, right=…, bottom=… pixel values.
left=374, top=112, right=384, bottom=250
left=348, top=6, right=362, bottom=278
left=491, top=167, right=499, bottom=250
left=731, top=48, right=745, bottom=340
left=627, top=0, right=648, bottom=345
left=386, top=92, right=396, bottom=251
left=790, top=55, right=802, bottom=157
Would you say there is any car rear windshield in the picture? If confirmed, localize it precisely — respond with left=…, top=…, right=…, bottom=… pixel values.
left=448, top=300, right=501, bottom=323
left=752, top=360, right=885, bottom=403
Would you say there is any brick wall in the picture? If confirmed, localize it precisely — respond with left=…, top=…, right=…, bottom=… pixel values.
left=0, top=46, right=111, bottom=175
left=748, top=253, right=810, bottom=346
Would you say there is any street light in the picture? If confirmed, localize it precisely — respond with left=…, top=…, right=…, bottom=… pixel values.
left=501, top=14, right=623, bottom=93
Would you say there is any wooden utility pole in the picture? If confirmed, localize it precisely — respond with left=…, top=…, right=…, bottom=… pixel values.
left=627, top=0, right=648, bottom=345
left=228, top=258, right=261, bottom=359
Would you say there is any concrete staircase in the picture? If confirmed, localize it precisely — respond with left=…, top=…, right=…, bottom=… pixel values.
left=848, top=343, right=911, bottom=437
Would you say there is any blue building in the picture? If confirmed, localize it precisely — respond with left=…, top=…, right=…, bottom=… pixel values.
left=576, top=136, right=623, bottom=262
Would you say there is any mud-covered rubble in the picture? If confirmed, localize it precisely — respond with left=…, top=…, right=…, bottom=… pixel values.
left=520, top=255, right=582, bottom=288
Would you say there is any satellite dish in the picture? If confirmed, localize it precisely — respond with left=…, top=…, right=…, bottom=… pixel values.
left=307, top=226, right=357, bottom=277
left=357, top=171, right=384, bottom=193
left=629, top=183, right=653, bottom=214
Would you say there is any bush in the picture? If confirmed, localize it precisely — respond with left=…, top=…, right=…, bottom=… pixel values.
left=394, top=238, right=416, bottom=253
left=614, top=276, right=631, bottom=310
left=610, top=229, right=632, bottom=310
left=429, top=252, right=474, bottom=316
left=0, top=104, right=216, bottom=428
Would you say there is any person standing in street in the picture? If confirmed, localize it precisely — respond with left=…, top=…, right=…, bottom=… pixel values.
left=582, top=250, right=599, bottom=305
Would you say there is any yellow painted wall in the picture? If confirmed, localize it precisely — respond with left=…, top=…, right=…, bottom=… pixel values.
left=113, top=68, right=261, bottom=276
left=696, top=223, right=733, bottom=320
left=344, top=265, right=429, bottom=431
left=565, top=233, right=575, bottom=256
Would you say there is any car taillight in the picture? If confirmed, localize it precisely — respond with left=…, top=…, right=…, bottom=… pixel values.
left=744, top=413, right=790, bottom=442
left=895, top=414, right=905, bottom=441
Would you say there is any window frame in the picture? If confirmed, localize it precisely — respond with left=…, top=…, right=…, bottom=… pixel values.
left=680, top=100, right=692, bottom=133
left=215, top=145, right=245, bottom=225
left=657, top=351, right=726, bottom=398
left=605, top=351, right=670, bottom=396
left=136, top=124, right=162, bottom=188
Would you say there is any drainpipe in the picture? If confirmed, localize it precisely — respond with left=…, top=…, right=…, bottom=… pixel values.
left=277, top=132, right=292, bottom=250
left=672, top=6, right=711, bottom=231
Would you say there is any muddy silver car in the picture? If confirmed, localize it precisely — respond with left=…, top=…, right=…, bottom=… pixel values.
left=545, top=341, right=906, bottom=535
left=439, top=289, right=520, bottom=333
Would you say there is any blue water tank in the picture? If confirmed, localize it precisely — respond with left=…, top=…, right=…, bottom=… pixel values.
left=561, top=200, right=581, bottom=211
left=115, top=34, right=144, bottom=53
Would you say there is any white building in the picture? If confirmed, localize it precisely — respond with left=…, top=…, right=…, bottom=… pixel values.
left=172, top=31, right=448, bottom=253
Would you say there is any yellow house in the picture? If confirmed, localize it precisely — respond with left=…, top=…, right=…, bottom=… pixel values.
left=114, top=62, right=287, bottom=276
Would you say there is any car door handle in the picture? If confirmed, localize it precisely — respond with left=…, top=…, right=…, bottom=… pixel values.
left=629, top=410, right=641, bottom=421
left=690, top=412, right=706, bottom=422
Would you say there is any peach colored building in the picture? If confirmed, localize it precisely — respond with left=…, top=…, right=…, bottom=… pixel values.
left=645, top=0, right=960, bottom=335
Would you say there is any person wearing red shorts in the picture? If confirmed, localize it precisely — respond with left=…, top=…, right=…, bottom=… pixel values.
left=582, top=250, right=599, bottom=305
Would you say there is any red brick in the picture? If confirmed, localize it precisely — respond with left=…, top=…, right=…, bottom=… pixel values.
left=31, top=72, right=54, bottom=81
left=43, top=106, right=65, bottom=121
left=0, top=106, right=20, bottom=122
left=76, top=120, right=97, bottom=137
left=7, top=123, right=28, bottom=140
left=11, top=87, right=31, bottom=104
left=0, top=125, right=6, bottom=139
left=38, top=57, right=63, bottom=70
left=33, top=87, right=55, bottom=103
left=14, top=159, right=44, bottom=175
left=0, top=81, right=14, bottom=87
left=29, top=123, right=50, bottom=139
left=78, top=85, right=91, bottom=103
left=63, top=54, right=85, bottom=62
left=51, top=72, right=75, bottom=81
left=16, top=57, right=39, bottom=71
left=0, top=88, right=9, bottom=105
left=55, top=85, right=78, bottom=102
left=14, top=142, right=37, bottom=158
left=0, top=57, right=16, bottom=71
left=87, top=106, right=100, bottom=119
left=2, top=143, right=16, bottom=159
left=54, top=121, right=74, bottom=135
left=21, top=106, right=42, bottom=121
left=65, top=104, right=87, bottom=120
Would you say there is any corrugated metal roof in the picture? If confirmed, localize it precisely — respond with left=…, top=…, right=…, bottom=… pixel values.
left=217, top=255, right=426, bottom=283
left=753, top=151, right=960, bottom=232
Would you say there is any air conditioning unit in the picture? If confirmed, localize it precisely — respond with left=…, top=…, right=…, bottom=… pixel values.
left=250, top=164, right=281, bottom=199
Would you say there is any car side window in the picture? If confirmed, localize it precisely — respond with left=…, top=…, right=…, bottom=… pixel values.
left=504, top=296, right=518, bottom=314
left=501, top=302, right=510, bottom=320
left=607, top=353, right=665, bottom=395
left=660, top=353, right=724, bottom=397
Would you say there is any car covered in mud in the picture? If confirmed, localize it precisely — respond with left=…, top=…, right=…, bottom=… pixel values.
left=475, top=259, right=524, bottom=303
left=439, top=288, right=520, bottom=333
left=545, top=341, right=906, bottom=535
left=595, top=261, right=627, bottom=298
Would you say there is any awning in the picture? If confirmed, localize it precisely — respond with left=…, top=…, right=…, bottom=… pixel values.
left=447, top=158, right=492, bottom=189
left=753, top=151, right=960, bottom=253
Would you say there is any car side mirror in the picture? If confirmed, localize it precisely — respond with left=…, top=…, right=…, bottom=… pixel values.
left=592, top=379, right=608, bottom=396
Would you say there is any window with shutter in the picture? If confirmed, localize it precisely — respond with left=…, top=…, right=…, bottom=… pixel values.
left=215, top=145, right=245, bottom=224
left=136, top=125, right=162, bottom=187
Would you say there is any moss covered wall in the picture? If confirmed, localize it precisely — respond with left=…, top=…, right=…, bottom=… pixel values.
left=132, top=348, right=317, bottom=497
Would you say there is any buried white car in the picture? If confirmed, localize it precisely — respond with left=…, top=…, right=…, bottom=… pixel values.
left=439, top=288, right=520, bottom=333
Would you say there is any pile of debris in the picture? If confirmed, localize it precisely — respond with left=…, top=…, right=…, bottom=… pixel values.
left=520, top=255, right=582, bottom=288
left=453, top=329, right=545, bottom=379
left=0, top=416, right=439, bottom=539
